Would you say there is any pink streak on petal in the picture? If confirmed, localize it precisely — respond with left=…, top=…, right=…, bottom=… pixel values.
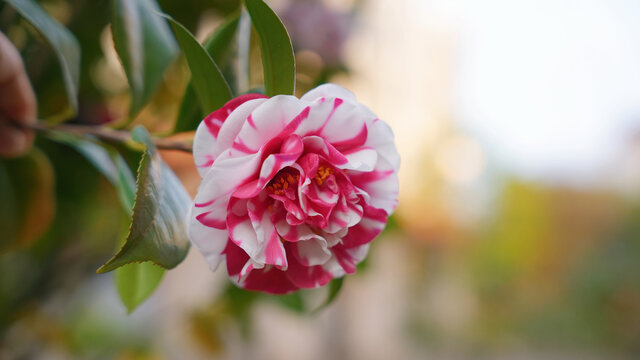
left=204, top=93, right=267, bottom=137
left=247, top=114, right=257, bottom=129
left=331, top=244, right=358, bottom=274
left=341, top=204, right=388, bottom=248
left=232, top=179, right=262, bottom=199
left=224, top=240, right=250, bottom=277
left=232, top=138, right=255, bottom=153
left=243, top=267, right=299, bottom=294
left=196, top=156, right=215, bottom=169
left=194, top=199, right=216, bottom=208
left=298, top=153, right=320, bottom=177
left=282, top=106, right=310, bottom=135
left=196, top=212, right=227, bottom=230
left=285, top=249, right=334, bottom=289
left=331, top=123, right=368, bottom=151
left=348, top=169, right=394, bottom=186
left=302, top=136, right=348, bottom=166
left=264, top=230, right=287, bottom=267
left=319, top=98, right=343, bottom=134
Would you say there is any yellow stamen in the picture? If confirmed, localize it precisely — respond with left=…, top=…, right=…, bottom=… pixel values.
left=267, top=171, right=299, bottom=195
left=314, top=165, right=333, bottom=185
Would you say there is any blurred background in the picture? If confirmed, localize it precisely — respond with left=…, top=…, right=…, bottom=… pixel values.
left=2, top=0, right=640, bottom=359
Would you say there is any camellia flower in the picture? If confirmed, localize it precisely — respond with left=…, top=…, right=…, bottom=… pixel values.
left=188, top=84, right=399, bottom=294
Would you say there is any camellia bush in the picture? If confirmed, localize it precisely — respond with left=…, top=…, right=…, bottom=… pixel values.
left=0, top=0, right=398, bottom=314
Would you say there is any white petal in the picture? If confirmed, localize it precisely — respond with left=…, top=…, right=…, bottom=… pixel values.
left=230, top=96, right=307, bottom=156
left=341, top=147, right=378, bottom=172
left=229, top=217, right=261, bottom=259
left=213, top=98, right=268, bottom=158
left=186, top=205, right=227, bottom=270
left=194, top=153, right=262, bottom=205
left=301, top=83, right=356, bottom=102
left=192, top=98, right=267, bottom=178
left=294, top=238, right=331, bottom=266
left=366, top=119, right=400, bottom=171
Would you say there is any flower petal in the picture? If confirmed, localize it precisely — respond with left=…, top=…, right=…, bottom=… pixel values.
left=225, top=241, right=298, bottom=294
left=230, top=96, right=308, bottom=156
left=341, top=204, right=388, bottom=248
left=366, top=118, right=400, bottom=171
left=285, top=248, right=334, bottom=289
left=290, top=237, right=331, bottom=267
left=243, top=266, right=299, bottom=294
left=329, top=243, right=371, bottom=274
left=187, top=205, right=228, bottom=270
left=300, top=83, right=356, bottom=103
left=349, top=156, right=399, bottom=214
left=193, top=94, right=267, bottom=177
left=247, top=195, right=288, bottom=269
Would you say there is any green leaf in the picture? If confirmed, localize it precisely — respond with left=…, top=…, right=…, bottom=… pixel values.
left=112, top=0, right=178, bottom=119
left=0, top=148, right=55, bottom=252
left=5, top=0, right=81, bottom=119
left=161, top=14, right=233, bottom=120
left=115, top=261, right=165, bottom=313
left=244, top=0, right=295, bottom=96
left=272, top=292, right=305, bottom=313
left=174, top=14, right=240, bottom=133
left=97, top=126, right=191, bottom=273
left=46, top=132, right=136, bottom=213
left=45, top=133, right=167, bottom=312
left=313, top=278, right=344, bottom=313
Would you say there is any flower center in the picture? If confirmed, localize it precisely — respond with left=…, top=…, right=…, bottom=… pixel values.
left=267, top=171, right=299, bottom=196
left=314, top=165, right=333, bottom=186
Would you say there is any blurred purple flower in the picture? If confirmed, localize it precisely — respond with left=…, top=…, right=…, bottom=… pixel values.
left=280, top=0, right=351, bottom=66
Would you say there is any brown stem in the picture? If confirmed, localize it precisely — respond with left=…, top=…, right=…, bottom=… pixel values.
left=20, top=122, right=193, bottom=153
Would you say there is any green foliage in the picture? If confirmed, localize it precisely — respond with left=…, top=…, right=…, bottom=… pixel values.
left=313, top=277, right=344, bottom=313
left=244, top=0, right=295, bottom=96
left=5, top=0, right=80, bottom=121
left=97, top=127, right=191, bottom=274
left=1, top=0, right=339, bottom=317
left=48, top=133, right=166, bottom=312
left=174, top=13, right=240, bottom=133
left=0, top=148, right=55, bottom=252
left=272, top=292, right=305, bottom=313
left=112, top=0, right=178, bottom=120
left=46, top=133, right=136, bottom=212
left=163, top=14, right=233, bottom=120
left=115, top=261, right=165, bottom=313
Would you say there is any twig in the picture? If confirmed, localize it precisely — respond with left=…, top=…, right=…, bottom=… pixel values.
left=16, top=122, right=193, bottom=153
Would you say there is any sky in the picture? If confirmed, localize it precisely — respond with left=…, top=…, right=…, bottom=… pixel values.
left=422, top=0, right=640, bottom=183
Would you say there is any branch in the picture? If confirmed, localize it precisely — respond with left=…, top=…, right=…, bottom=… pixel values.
left=19, top=122, right=193, bottom=153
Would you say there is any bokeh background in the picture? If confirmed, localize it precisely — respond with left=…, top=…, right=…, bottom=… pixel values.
left=2, top=0, right=640, bottom=359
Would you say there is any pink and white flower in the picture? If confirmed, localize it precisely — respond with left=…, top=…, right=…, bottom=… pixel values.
left=188, top=84, right=399, bottom=294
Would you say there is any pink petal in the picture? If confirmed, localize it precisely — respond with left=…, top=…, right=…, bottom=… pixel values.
left=341, top=204, right=388, bottom=248
left=340, top=147, right=378, bottom=172
left=365, top=118, right=400, bottom=171
left=224, top=239, right=250, bottom=277
left=193, top=153, right=262, bottom=209
left=301, top=136, right=348, bottom=166
left=228, top=213, right=261, bottom=259
left=193, top=94, right=267, bottom=177
left=275, top=220, right=317, bottom=242
left=300, top=83, right=356, bottom=103
left=348, top=156, right=399, bottom=214
left=329, top=243, right=371, bottom=275
left=243, top=266, right=299, bottom=294
left=187, top=206, right=228, bottom=270
left=225, top=241, right=298, bottom=294
left=285, top=248, right=334, bottom=289
left=230, top=96, right=308, bottom=156
left=290, top=237, right=331, bottom=267
left=247, top=196, right=288, bottom=269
